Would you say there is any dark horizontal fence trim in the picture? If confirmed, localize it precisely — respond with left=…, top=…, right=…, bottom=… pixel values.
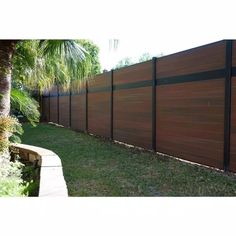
left=113, top=80, right=152, bottom=91
left=85, top=80, right=152, bottom=94
left=88, top=86, right=111, bottom=93
left=156, top=69, right=226, bottom=86
left=84, top=68, right=227, bottom=93
left=43, top=68, right=231, bottom=98
left=45, top=93, right=70, bottom=97
left=46, top=94, right=58, bottom=97
left=71, top=90, right=86, bottom=96
left=231, top=67, right=236, bottom=76
left=59, top=92, right=71, bottom=96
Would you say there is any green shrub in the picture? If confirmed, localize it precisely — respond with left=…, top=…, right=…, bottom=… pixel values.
left=0, top=177, right=27, bottom=197
left=0, top=157, right=29, bottom=197
left=21, top=164, right=40, bottom=196
left=0, top=115, right=23, bottom=163
left=0, top=115, right=28, bottom=197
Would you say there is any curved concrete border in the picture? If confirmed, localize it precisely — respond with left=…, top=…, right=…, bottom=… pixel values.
left=11, top=143, right=68, bottom=197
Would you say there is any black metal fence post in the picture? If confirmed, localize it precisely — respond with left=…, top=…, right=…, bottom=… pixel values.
left=48, top=90, right=50, bottom=122
left=224, top=40, right=233, bottom=171
left=57, top=84, right=59, bottom=124
left=86, top=80, right=88, bottom=133
left=110, top=70, right=114, bottom=140
left=152, top=57, right=157, bottom=152
left=39, top=90, right=43, bottom=122
left=69, top=83, right=72, bottom=128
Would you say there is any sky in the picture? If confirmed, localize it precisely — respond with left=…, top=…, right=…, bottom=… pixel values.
left=93, top=37, right=223, bottom=70
left=1, top=0, right=236, bottom=71
left=88, top=0, right=236, bottom=70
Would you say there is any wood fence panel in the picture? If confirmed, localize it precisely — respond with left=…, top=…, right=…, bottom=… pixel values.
left=42, top=97, right=49, bottom=122
left=50, top=97, right=58, bottom=123
left=113, top=62, right=152, bottom=149
left=89, top=73, right=110, bottom=87
left=58, top=86, right=70, bottom=127
left=156, top=79, right=225, bottom=169
left=113, top=87, right=152, bottom=149
left=71, top=94, right=86, bottom=131
left=88, top=72, right=111, bottom=138
left=114, top=61, right=152, bottom=85
left=59, top=96, right=70, bottom=127
left=49, top=86, right=58, bottom=123
left=157, top=41, right=226, bottom=78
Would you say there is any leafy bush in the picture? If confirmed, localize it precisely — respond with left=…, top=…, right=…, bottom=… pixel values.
left=0, top=156, right=23, bottom=178
left=0, top=115, right=23, bottom=155
left=0, top=115, right=28, bottom=197
left=21, top=164, right=40, bottom=196
left=0, top=158, right=29, bottom=197
left=0, top=177, right=27, bottom=197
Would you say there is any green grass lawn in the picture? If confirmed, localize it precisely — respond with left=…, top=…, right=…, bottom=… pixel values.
left=21, top=123, right=236, bottom=196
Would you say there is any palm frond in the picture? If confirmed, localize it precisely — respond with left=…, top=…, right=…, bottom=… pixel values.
left=10, top=88, right=40, bottom=126
left=12, top=40, right=93, bottom=93
left=39, top=40, right=87, bottom=62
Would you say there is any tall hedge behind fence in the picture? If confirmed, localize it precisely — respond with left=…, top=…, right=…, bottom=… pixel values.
left=41, top=40, right=236, bottom=173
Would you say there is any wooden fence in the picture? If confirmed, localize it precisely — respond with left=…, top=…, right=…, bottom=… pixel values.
left=41, top=40, right=236, bottom=173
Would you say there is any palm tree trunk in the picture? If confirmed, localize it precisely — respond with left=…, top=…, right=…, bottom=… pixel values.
left=0, top=40, right=17, bottom=116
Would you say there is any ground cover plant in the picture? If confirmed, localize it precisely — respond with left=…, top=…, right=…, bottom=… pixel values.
left=21, top=123, right=236, bottom=196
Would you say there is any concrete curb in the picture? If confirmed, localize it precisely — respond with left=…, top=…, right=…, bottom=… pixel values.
left=11, top=143, right=68, bottom=197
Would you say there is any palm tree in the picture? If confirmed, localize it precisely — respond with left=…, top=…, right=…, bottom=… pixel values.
left=0, top=40, right=89, bottom=117
left=0, top=40, right=18, bottom=116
